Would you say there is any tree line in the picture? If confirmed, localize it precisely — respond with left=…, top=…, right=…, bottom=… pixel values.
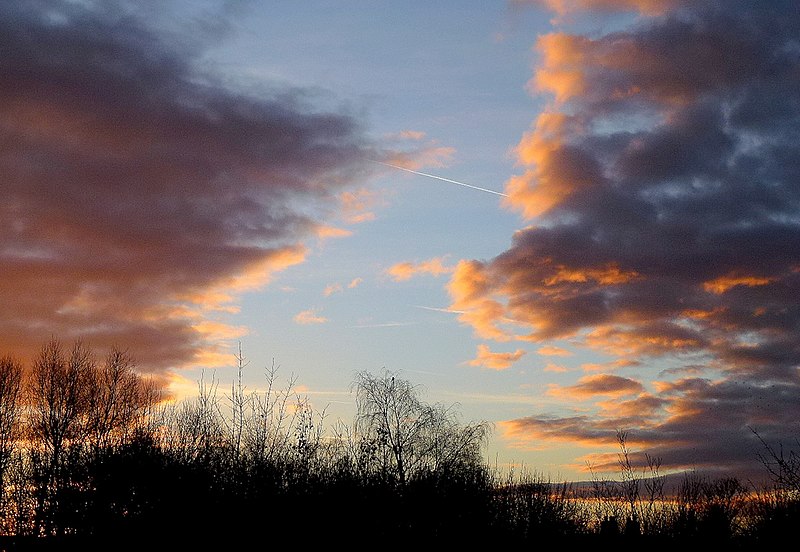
left=0, top=338, right=795, bottom=550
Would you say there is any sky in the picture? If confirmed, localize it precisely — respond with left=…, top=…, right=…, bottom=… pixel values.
left=2, top=0, right=799, bottom=483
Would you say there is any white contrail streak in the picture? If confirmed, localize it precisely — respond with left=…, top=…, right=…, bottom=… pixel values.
left=374, top=161, right=508, bottom=197
left=413, top=305, right=466, bottom=314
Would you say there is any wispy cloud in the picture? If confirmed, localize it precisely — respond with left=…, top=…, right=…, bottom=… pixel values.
left=324, top=277, right=363, bottom=297
left=380, top=130, right=455, bottom=171
left=543, top=362, right=568, bottom=373
left=323, top=284, right=343, bottom=297
left=414, top=305, right=466, bottom=314
left=338, top=188, right=386, bottom=225
left=386, top=257, right=455, bottom=282
left=293, top=310, right=328, bottom=325
left=316, top=226, right=353, bottom=241
left=351, top=321, right=416, bottom=328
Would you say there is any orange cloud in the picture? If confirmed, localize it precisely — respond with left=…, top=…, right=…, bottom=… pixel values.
left=596, top=393, right=667, bottom=419
left=502, top=112, right=600, bottom=219
left=585, top=325, right=702, bottom=357
left=448, top=260, right=518, bottom=341
left=179, top=245, right=306, bottom=312
left=498, top=416, right=617, bottom=449
left=324, top=277, right=362, bottom=296
left=543, top=362, right=568, bottom=373
left=537, top=345, right=572, bottom=356
left=339, top=188, right=385, bottom=224
left=316, top=225, right=353, bottom=240
left=531, top=33, right=591, bottom=102
left=468, top=344, right=527, bottom=370
left=383, top=146, right=455, bottom=171
left=680, top=307, right=728, bottom=320
left=581, top=358, right=640, bottom=372
left=293, top=310, right=328, bottom=325
left=548, top=373, right=644, bottom=399
left=543, top=263, right=640, bottom=286
left=387, top=257, right=454, bottom=282
left=702, top=274, right=775, bottom=294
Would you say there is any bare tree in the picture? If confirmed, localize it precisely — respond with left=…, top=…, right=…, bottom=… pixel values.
left=159, top=372, right=226, bottom=465
left=85, top=347, right=161, bottom=452
left=225, top=342, right=249, bottom=464
left=0, top=355, right=23, bottom=533
left=0, top=356, right=22, bottom=483
left=352, top=370, right=489, bottom=486
left=28, top=340, right=94, bottom=458
left=242, top=361, right=300, bottom=466
left=616, top=429, right=641, bottom=524
left=751, top=427, right=800, bottom=494
left=27, top=339, right=95, bottom=535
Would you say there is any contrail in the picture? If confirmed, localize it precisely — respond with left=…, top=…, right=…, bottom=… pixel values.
left=374, top=161, right=508, bottom=197
left=413, top=305, right=466, bottom=314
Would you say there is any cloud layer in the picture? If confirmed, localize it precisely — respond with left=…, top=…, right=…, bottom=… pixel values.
left=455, top=1, right=800, bottom=479
left=0, top=1, right=376, bottom=371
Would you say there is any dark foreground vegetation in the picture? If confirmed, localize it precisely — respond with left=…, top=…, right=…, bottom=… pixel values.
left=0, top=339, right=796, bottom=550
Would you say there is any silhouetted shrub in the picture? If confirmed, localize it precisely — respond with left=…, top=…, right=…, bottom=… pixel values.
left=0, top=340, right=796, bottom=549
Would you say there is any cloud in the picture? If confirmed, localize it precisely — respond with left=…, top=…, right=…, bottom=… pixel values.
left=0, top=2, right=385, bottom=373
left=543, top=362, right=568, bottom=373
left=447, top=260, right=517, bottom=342
left=548, top=374, right=644, bottom=399
left=462, top=0, right=800, bottom=478
left=324, top=277, right=362, bottom=296
left=386, top=257, right=455, bottom=282
left=323, top=284, right=343, bottom=297
left=581, top=358, right=640, bottom=372
left=514, top=0, right=681, bottom=16
left=338, top=188, right=386, bottom=224
left=293, top=310, right=328, bottom=325
left=502, top=378, right=800, bottom=481
left=468, top=344, right=527, bottom=370
left=385, top=130, right=427, bottom=141
left=316, top=226, right=353, bottom=241
left=702, top=274, right=775, bottom=295
left=499, top=415, right=616, bottom=450
left=537, top=345, right=572, bottom=356
left=381, top=130, right=455, bottom=171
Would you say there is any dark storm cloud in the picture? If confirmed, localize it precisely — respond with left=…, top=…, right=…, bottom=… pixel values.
left=471, top=1, right=800, bottom=478
left=0, top=1, right=377, bottom=371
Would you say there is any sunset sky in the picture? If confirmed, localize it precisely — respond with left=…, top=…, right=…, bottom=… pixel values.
left=2, top=0, right=799, bottom=483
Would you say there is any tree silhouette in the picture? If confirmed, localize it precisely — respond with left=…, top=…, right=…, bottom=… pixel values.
left=352, top=370, right=489, bottom=487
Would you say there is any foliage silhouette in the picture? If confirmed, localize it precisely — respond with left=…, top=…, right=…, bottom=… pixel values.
left=0, top=339, right=794, bottom=550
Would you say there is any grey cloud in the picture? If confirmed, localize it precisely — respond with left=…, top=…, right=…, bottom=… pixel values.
left=478, top=1, right=800, bottom=479
left=0, top=1, right=377, bottom=370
